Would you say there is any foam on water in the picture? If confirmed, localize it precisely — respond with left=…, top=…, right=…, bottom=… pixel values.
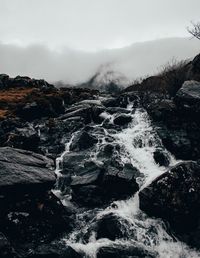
left=58, top=106, right=200, bottom=258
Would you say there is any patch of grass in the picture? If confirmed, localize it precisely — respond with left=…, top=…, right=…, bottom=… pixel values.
left=0, top=109, right=8, bottom=119
left=0, top=88, right=34, bottom=103
left=157, top=58, right=189, bottom=95
left=125, top=59, right=189, bottom=96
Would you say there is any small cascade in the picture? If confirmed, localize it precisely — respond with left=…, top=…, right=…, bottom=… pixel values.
left=55, top=104, right=200, bottom=258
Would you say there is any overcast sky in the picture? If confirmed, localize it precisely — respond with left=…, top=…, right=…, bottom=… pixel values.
left=0, top=0, right=200, bottom=51
left=0, top=0, right=200, bottom=83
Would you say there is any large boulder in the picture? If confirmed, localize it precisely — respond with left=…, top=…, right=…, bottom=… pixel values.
left=175, top=80, right=200, bottom=118
left=70, top=162, right=139, bottom=207
left=101, top=165, right=139, bottom=200
left=0, top=147, right=54, bottom=200
left=139, top=161, right=200, bottom=247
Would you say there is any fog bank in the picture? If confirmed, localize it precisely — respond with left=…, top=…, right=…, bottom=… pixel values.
left=0, top=37, right=199, bottom=85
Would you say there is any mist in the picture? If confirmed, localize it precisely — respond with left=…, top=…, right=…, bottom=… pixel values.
left=0, top=37, right=199, bottom=85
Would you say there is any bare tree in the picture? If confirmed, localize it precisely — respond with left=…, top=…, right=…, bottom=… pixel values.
left=188, top=22, right=200, bottom=40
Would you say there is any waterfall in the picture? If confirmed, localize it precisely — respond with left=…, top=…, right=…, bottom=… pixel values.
left=55, top=105, right=200, bottom=258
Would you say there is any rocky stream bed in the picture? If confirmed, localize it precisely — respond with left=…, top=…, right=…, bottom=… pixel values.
left=1, top=54, right=200, bottom=258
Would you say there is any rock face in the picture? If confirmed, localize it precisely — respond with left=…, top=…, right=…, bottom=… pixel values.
left=0, top=147, right=73, bottom=257
left=175, top=80, right=200, bottom=117
left=141, top=85, right=200, bottom=161
left=139, top=161, right=200, bottom=244
left=0, top=147, right=54, bottom=197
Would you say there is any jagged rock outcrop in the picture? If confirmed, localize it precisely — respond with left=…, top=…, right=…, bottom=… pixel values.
left=175, top=80, right=200, bottom=118
left=139, top=161, right=200, bottom=248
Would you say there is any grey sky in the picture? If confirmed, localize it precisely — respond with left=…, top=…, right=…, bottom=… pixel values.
left=0, top=0, right=200, bottom=51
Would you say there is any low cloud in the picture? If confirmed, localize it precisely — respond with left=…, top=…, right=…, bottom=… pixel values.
left=0, top=37, right=199, bottom=85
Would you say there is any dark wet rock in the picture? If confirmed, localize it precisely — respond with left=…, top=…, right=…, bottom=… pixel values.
left=26, top=241, right=82, bottom=258
left=188, top=53, right=200, bottom=82
left=0, top=233, right=18, bottom=258
left=62, top=151, right=89, bottom=174
left=1, top=192, right=73, bottom=249
left=101, top=165, right=139, bottom=200
left=60, top=104, right=104, bottom=124
left=157, top=128, right=195, bottom=160
left=153, top=149, right=170, bottom=167
left=6, top=126, right=40, bottom=152
left=59, top=105, right=92, bottom=124
left=96, top=213, right=131, bottom=240
left=139, top=161, right=200, bottom=240
left=37, top=117, right=84, bottom=157
left=113, top=114, right=132, bottom=126
left=16, top=94, right=65, bottom=121
left=101, top=97, right=119, bottom=107
left=71, top=185, right=104, bottom=207
left=71, top=161, right=102, bottom=186
left=106, top=107, right=130, bottom=115
left=59, top=152, right=98, bottom=193
left=97, top=243, right=157, bottom=258
left=71, top=161, right=139, bottom=207
left=70, top=131, right=98, bottom=151
left=141, top=89, right=200, bottom=161
left=0, top=74, right=9, bottom=88
left=0, top=118, right=23, bottom=147
left=67, top=158, right=139, bottom=207
left=175, top=80, right=200, bottom=118
left=102, top=119, right=121, bottom=131
left=58, top=152, right=85, bottom=193
left=70, top=161, right=104, bottom=206
left=0, top=147, right=73, bottom=252
left=0, top=74, right=54, bottom=90
left=0, top=147, right=54, bottom=200
left=116, top=92, right=141, bottom=108
left=146, top=99, right=177, bottom=125
left=90, top=105, right=105, bottom=123
left=97, top=143, right=121, bottom=160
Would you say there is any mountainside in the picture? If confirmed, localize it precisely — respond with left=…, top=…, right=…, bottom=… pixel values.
left=1, top=53, right=200, bottom=258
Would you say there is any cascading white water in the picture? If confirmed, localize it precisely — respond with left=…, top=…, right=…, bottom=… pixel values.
left=56, top=106, right=200, bottom=258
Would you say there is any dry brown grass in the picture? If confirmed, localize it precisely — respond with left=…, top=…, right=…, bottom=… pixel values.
left=125, top=59, right=189, bottom=96
left=0, top=109, right=8, bottom=119
left=0, top=88, right=34, bottom=103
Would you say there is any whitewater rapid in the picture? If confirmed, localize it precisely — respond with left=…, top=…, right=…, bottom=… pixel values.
left=56, top=106, right=200, bottom=258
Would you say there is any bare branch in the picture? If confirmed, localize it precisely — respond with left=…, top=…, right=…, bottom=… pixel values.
left=187, top=22, right=200, bottom=40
